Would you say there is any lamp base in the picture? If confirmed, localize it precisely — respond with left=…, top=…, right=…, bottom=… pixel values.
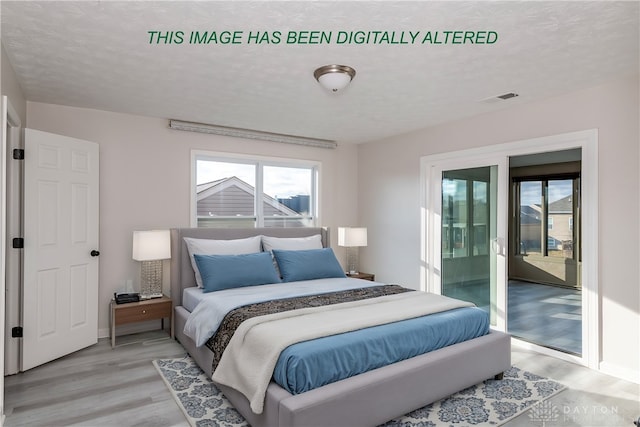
left=345, top=247, right=359, bottom=276
left=140, top=260, right=164, bottom=299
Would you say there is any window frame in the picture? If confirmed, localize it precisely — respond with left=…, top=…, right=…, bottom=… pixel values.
left=512, top=173, right=580, bottom=259
left=191, top=150, right=320, bottom=228
left=441, top=169, right=491, bottom=259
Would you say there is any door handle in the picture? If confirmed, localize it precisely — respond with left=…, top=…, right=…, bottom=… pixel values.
left=90, top=250, right=100, bottom=257
left=490, top=238, right=504, bottom=255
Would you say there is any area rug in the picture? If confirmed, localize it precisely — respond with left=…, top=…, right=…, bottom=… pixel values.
left=153, top=356, right=565, bottom=427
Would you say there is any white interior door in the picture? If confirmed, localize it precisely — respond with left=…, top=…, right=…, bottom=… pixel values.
left=23, top=129, right=99, bottom=371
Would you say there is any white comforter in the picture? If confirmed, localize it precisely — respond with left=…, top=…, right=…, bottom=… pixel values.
left=183, top=277, right=381, bottom=347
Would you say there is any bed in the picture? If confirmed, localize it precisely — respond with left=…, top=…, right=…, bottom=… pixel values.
left=170, top=227, right=511, bottom=427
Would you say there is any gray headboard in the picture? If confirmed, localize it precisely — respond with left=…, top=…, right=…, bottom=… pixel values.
left=169, top=227, right=330, bottom=307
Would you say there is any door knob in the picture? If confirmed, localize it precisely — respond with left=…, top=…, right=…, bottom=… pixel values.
left=90, top=250, right=100, bottom=257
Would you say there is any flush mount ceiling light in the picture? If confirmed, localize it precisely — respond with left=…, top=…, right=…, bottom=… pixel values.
left=314, top=64, right=356, bottom=93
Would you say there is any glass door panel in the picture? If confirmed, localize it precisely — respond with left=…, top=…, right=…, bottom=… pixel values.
left=519, top=181, right=543, bottom=256
left=441, top=166, right=498, bottom=324
left=547, top=179, right=574, bottom=259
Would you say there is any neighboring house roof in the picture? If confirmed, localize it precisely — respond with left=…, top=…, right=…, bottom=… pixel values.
left=520, top=205, right=542, bottom=225
left=196, top=176, right=300, bottom=217
left=196, top=178, right=227, bottom=194
left=549, top=195, right=573, bottom=214
left=520, top=195, right=572, bottom=224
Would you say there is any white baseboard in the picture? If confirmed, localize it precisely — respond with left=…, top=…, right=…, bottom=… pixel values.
left=599, top=361, right=640, bottom=384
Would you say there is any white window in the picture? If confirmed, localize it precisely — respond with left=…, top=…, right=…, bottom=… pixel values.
left=192, top=151, right=319, bottom=228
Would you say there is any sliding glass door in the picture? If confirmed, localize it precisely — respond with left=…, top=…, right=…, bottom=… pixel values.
left=422, top=130, right=598, bottom=368
left=441, top=166, right=499, bottom=324
left=423, top=157, right=508, bottom=329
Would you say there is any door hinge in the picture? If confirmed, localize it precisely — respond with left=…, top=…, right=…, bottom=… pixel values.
left=12, top=326, right=23, bottom=338
left=12, top=237, right=24, bottom=249
left=13, top=149, right=24, bottom=160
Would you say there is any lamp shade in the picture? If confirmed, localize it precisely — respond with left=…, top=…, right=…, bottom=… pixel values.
left=338, top=227, right=368, bottom=247
left=132, top=230, right=171, bottom=261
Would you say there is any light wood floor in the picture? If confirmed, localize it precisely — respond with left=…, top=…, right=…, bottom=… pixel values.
left=4, top=331, right=188, bottom=427
left=510, top=347, right=639, bottom=426
left=4, top=331, right=639, bottom=426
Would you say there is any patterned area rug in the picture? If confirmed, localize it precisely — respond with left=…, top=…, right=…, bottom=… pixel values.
left=153, top=357, right=565, bottom=427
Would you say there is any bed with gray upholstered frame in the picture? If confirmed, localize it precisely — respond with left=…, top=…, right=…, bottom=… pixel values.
left=170, top=227, right=511, bottom=427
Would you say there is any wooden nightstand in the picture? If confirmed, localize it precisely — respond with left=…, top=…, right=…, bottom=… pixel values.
left=110, top=296, right=173, bottom=348
left=346, top=272, right=375, bottom=281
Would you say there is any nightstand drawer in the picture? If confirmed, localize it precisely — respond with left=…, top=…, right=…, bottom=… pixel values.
left=114, top=300, right=171, bottom=325
left=110, top=296, right=173, bottom=348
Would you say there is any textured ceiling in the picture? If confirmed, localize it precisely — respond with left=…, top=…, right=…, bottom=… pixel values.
left=1, top=1, right=638, bottom=144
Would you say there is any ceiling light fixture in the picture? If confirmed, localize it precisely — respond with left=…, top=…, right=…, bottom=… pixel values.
left=168, top=119, right=337, bottom=149
left=314, top=64, right=356, bottom=93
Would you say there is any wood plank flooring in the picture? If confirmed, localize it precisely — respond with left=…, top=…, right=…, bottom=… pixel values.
left=4, top=331, right=639, bottom=426
left=510, top=347, right=639, bottom=426
left=4, top=331, right=188, bottom=427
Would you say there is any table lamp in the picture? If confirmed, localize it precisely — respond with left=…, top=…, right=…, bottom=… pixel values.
left=132, top=230, right=171, bottom=299
left=338, top=227, right=367, bottom=274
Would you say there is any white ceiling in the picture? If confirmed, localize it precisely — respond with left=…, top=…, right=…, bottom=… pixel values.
left=1, top=1, right=638, bottom=144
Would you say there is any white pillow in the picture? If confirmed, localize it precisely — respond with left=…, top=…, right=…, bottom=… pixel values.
left=184, top=236, right=262, bottom=288
left=261, top=234, right=323, bottom=252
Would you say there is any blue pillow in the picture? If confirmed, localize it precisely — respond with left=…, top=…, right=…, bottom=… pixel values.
left=272, top=248, right=346, bottom=282
left=194, top=252, right=281, bottom=293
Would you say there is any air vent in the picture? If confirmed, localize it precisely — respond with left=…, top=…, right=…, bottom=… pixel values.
left=480, top=92, right=520, bottom=104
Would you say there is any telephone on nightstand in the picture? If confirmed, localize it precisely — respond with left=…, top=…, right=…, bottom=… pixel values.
left=114, top=292, right=140, bottom=304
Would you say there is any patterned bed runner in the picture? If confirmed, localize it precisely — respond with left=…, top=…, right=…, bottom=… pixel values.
left=206, top=284, right=412, bottom=371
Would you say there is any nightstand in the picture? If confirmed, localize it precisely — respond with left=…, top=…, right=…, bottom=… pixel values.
left=110, top=296, right=173, bottom=348
left=346, top=272, right=375, bottom=281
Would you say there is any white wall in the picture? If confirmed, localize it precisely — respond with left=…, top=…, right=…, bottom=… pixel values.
left=26, top=103, right=359, bottom=337
left=357, top=74, right=640, bottom=382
